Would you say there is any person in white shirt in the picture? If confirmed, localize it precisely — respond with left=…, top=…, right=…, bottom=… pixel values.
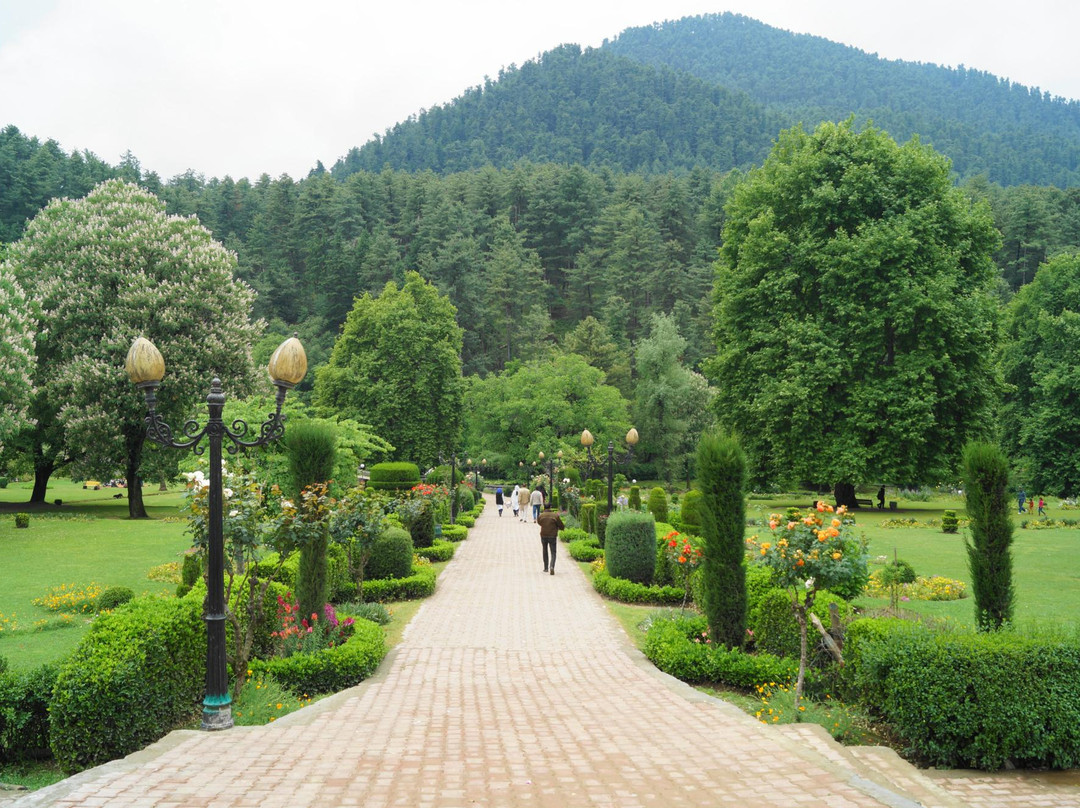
left=529, top=486, right=544, bottom=522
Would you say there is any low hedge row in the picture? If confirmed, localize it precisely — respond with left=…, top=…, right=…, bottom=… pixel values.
left=559, top=527, right=590, bottom=544
left=440, top=524, right=468, bottom=542
left=844, top=619, right=1080, bottom=770
left=49, top=592, right=205, bottom=773
left=454, top=514, right=476, bottom=528
left=359, top=563, right=437, bottom=602
left=0, top=663, right=58, bottom=761
left=415, top=538, right=456, bottom=562
left=568, top=537, right=604, bottom=562
left=366, top=462, right=421, bottom=491
left=247, top=617, right=387, bottom=695
left=591, top=567, right=684, bottom=605
left=643, top=614, right=796, bottom=689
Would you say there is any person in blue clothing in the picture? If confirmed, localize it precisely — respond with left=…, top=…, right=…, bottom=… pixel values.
left=1017, top=488, right=1027, bottom=514
left=495, top=486, right=505, bottom=517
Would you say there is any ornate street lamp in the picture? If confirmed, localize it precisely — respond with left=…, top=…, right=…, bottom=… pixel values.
left=126, top=334, right=306, bottom=731
left=580, top=427, right=639, bottom=514
left=537, top=449, right=563, bottom=507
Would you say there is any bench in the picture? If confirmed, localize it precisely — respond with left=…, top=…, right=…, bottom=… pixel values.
left=854, top=498, right=875, bottom=509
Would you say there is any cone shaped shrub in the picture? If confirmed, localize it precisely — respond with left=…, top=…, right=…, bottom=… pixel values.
left=962, top=442, right=1014, bottom=631
left=648, top=487, right=668, bottom=523
left=605, top=510, right=656, bottom=584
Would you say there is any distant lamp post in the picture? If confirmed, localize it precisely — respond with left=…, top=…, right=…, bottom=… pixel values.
left=126, top=334, right=306, bottom=731
left=440, top=452, right=459, bottom=524
left=580, top=427, right=639, bottom=514
left=538, top=449, right=563, bottom=506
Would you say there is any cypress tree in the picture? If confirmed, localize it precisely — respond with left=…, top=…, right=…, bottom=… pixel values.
left=696, top=429, right=747, bottom=649
left=962, top=442, right=1014, bottom=631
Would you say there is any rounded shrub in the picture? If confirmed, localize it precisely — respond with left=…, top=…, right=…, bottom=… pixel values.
left=0, top=662, right=58, bottom=760
left=404, top=499, right=436, bottom=548
left=605, top=510, right=657, bottom=584
left=680, top=489, right=704, bottom=531
left=176, top=551, right=202, bottom=597
left=647, top=487, right=668, bottom=523
left=942, top=510, right=959, bottom=534
left=628, top=486, right=641, bottom=510
left=454, top=484, right=475, bottom=513
left=49, top=593, right=204, bottom=774
left=366, top=526, right=414, bottom=581
left=14, top=513, right=29, bottom=528
left=748, top=587, right=852, bottom=660
left=96, top=586, right=135, bottom=613
left=367, top=462, right=421, bottom=492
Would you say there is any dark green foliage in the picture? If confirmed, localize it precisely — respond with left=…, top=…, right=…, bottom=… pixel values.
left=0, top=664, right=58, bottom=760
left=824, top=537, right=872, bottom=600
left=439, top=524, right=467, bottom=542
left=404, top=501, right=436, bottom=549
left=962, top=442, right=1015, bottom=631
left=749, top=588, right=852, bottom=660
left=558, top=527, right=589, bottom=543
left=643, top=614, right=797, bottom=689
left=647, top=487, right=668, bottom=523
left=628, top=486, right=641, bottom=510
left=297, top=529, right=329, bottom=629
left=176, top=551, right=201, bottom=597
left=844, top=619, right=1080, bottom=770
left=359, top=564, right=437, bottom=602
left=366, top=526, right=413, bottom=581
left=283, top=419, right=338, bottom=498
left=744, top=564, right=775, bottom=613
left=942, top=510, right=960, bottom=534
left=580, top=503, right=597, bottom=535
left=454, top=484, right=475, bottom=513
left=604, top=510, right=657, bottom=584
left=14, top=513, right=29, bottom=529
left=568, top=536, right=604, bottom=562
left=49, top=593, right=204, bottom=774
left=596, top=514, right=608, bottom=548
left=591, top=568, right=683, bottom=605
left=414, top=538, right=455, bottom=562
left=696, top=430, right=747, bottom=649
left=680, top=489, right=703, bottom=530
left=247, top=618, right=386, bottom=695
left=887, top=559, right=918, bottom=585
left=96, top=586, right=135, bottom=613
left=366, top=462, right=421, bottom=491
left=454, top=513, right=475, bottom=528
left=563, top=467, right=581, bottom=486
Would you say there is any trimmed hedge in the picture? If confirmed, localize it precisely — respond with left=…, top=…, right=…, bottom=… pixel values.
left=0, top=663, right=58, bottom=760
left=440, top=524, right=468, bottom=542
left=366, top=526, right=413, bottom=581
left=644, top=615, right=797, bottom=689
left=680, top=489, right=703, bottom=531
left=568, top=536, right=604, bottom=562
left=844, top=619, right=1080, bottom=770
left=360, top=563, right=437, bottom=602
left=96, top=586, right=135, bottom=612
left=647, top=487, right=668, bottom=523
left=49, top=593, right=204, bottom=773
left=592, top=568, right=684, bottom=605
left=580, top=502, right=597, bottom=534
left=628, top=485, right=641, bottom=510
left=247, top=617, right=387, bottom=695
left=748, top=587, right=853, bottom=659
left=605, top=510, right=656, bottom=584
left=455, top=514, right=476, bottom=528
left=559, top=527, right=589, bottom=543
left=256, top=544, right=351, bottom=601
left=415, top=538, right=456, bottom=562
left=367, top=462, right=421, bottom=491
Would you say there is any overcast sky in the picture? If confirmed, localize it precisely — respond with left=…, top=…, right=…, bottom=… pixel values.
left=1, top=0, right=1076, bottom=181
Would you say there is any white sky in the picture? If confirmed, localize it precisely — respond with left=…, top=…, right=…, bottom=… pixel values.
left=1, top=0, right=1077, bottom=181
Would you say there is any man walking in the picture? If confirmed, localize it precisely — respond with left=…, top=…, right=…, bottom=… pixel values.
left=529, top=485, right=544, bottom=522
left=518, top=485, right=531, bottom=522
left=537, top=503, right=564, bottom=575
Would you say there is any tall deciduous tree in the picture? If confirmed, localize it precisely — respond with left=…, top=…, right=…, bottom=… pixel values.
left=314, top=271, right=464, bottom=467
left=708, top=120, right=1002, bottom=503
left=1000, top=252, right=1080, bottom=497
left=0, top=266, right=35, bottom=452
left=4, top=179, right=260, bottom=517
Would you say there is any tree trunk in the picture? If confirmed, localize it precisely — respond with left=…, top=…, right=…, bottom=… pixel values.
left=833, top=481, right=857, bottom=509
left=126, top=431, right=149, bottom=519
left=31, top=460, right=53, bottom=503
left=793, top=602, right=808, bottom=710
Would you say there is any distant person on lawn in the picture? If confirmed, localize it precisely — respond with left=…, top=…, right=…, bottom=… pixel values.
left=537, top=504, right=564, bottom=575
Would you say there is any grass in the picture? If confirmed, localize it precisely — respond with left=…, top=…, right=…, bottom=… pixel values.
left=0, top=480, right=191, bottom=670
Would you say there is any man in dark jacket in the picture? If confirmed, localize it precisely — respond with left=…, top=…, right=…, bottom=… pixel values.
left=536, top=505, right=564, bottom=575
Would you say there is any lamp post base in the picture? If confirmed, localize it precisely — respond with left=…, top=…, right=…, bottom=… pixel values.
left=201, top=696, right=233, bottom=731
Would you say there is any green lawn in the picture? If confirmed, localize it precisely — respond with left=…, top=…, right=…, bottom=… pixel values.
left=743, top=494, right=1080, bottom=629
left=0, top=479, right=190, bottom=670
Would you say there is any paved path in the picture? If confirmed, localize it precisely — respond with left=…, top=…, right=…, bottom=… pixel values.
left=13, top=498, right=1078, bottom=807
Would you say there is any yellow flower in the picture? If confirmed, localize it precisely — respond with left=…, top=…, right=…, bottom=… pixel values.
left=832, top=552, right=842, bottom=560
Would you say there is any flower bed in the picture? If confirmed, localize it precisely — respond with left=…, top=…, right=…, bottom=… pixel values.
left=591, top=566, right=684, bottom=605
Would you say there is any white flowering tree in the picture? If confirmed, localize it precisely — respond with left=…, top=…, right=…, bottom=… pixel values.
left=3, top=179, right=261, bottom=517
left=0, top=265, right=36, bottom=454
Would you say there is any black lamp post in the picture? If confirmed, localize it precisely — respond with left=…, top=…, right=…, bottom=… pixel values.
left=537, top=449, right=562, bottom=507
left=440, top=452, right=458, bottom=524
left=469, top=458, right=485, bottom=493
left=126, top=335, right=306, bottom=731
left=580, top=427, right=639, bottom=514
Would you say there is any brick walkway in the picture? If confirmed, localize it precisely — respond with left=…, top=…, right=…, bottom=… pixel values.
left=13, top=498, right=1079, bottom=807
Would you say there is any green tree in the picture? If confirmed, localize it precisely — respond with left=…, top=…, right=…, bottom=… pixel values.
left=634, top=313, right=714, bottom=482
left=962, top=442, right=1014, bottom=631
left=563, top=316, right=631, bottom=395
left=1000, top=252, right=1080, bottom=496
left=0, top=266, right=35, bottom=452
left=3, top=179, right=260, bottom=517
left=314, top=272, right=464, bottom=467
left=695, top=430, right=747, bottom=650
left=708, top=120, right=1001, bottom=504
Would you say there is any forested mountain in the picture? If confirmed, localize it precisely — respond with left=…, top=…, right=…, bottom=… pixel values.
left=334, top=44, right=782, bottom=176
left=604, top=13, right=1080, bottom=187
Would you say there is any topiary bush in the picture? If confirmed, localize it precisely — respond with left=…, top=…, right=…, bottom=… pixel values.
left=176, top=551, right=202, bottom=597
left=366, top=526, right=413, bottom=581
left=680, top=489, right=704, bottom=531
left=844, top=618, right=1080, bottom=770
left=0, top=663, right=58, bottom=761
left=248, top=617, right=386, bottom=695
left=604, top=510, right=657, bottom=584
left=49, top=592, right=204, bottom=773
left=455, top=513, right=476, bottom=528
left=748, top=587, right=853, bottom=660
left=559, top=527, right=589, bottom=543
left=628, top=485, right=641, bottom=510
left=14, top=513, right=29, bottom=528
left=647, top=487, right=668, bottom=523
left=367, top=462, right=421, bottom=492
left=415, top=538, right=455, bottom=562
left=591, top=567, right=684, bottom=604
left=361, top=563, right=437, bottom=601
left=403, top=499, right=436, bottom=548
left=455, top=484, right=475, bottom=513
left=439, top=524, right=467, bottom=542
left=580, top=502, right=596, bottom=535
left=942, top=509, right=959, bottom=534
left=96, top=586, right=135, bottom=612
left=568, top=536, right=603, bottom=562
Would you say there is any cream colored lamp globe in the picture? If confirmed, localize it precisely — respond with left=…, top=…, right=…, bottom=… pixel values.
left=125, top=337, right=165, bottom=385
left=580, top=429, right=595, bottom=447
left=626, top=428, right=639, bottom=446
left=268, top=337, right=307, bottom=386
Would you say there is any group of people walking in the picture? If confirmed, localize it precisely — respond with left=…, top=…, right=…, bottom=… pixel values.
left=492, top=483, right=564, bottom=575
left=1016, top=489, right=1046, bottom=516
